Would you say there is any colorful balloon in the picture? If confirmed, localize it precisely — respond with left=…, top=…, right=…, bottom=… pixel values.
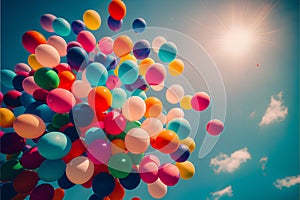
left=166, top=84, right=184, bottom=104
left=92, top=172, right=115, bottom=197
left=180, top=137, right=196, bottom=153
left=158, top=42, right=177, bottom=63
left=20, top=146, right=45, bottom=169
left=85, top=62, right=108, bottom=86
left=158, top=163, right=180, bottom=186
left=113, top=35, right=133, bottom=57
left=46, top=88, right=76, bottom=113
left=22, top=31, right=46, bottom=54
left=28, top=54, right=44, bottom=70
left=125, top=128, right=150, bottom=154
left=30, top=184, right=54, bottom=200
left=170, top=144, right=190, bottom=162
left=141, top=118, right=163, bottom=137
left=133, top=40, right=151, bottom=60
left=40, top=14, right=56, bottom=32
left=191, top=92, right=210, bottom=111
left=168, top=59, right=184, bottom=76
left=66, top=156, right=94, bottom=184
left=139, top=161, right=159, bottom=184
left=13, top=114, right=45, bottom=139
left=108, top=0, right=126, bottom=20
left=77, top=30, right=96, bottom=52
left=152, top=36, right=167, bottom=53
left=103, top=111, right=126, bottom=135
left=108, top=153, right=132, bottom=178
left=132, top=18, right=146, bottom=33
left=87, top=139, right=111, bottom=164
left=88, top=86, right=112, bottom=112
left=107, top=16, right=123, bottom=32
left=180, top=95, right=192, bottom=110
left=13, top=170, right=39, bottom=193
left=83, top=10, right=101, bottom=30
left=144, top=97, right=163, bottom=118
left=0, top=108, right=15, bottom=128
left=71, top=20, right=86, bottom=34
left=14, top=63, right=31, bottom=74
left=38, top=159, right=66, bottom=181
left=206, top=119, right=224, bottom=136
left=67, top=47, right=88, bottom=71
left=111, top=88, right=127, bottom=108
left=34, top=68, right=60, bottom=90
left=155, top=130, right=180, bottom=154
left=119, top=170, right=141, bottom=190
left=145, top=63, right=166, bottom=86
left=52, top=17, right=71, bottom=36
left=98, top=37, right=114, bottom=55
left=147, top=179, right=167, bottom=199
left=1, top=69, right=16, bottom=88
left=35, top=44, right=60, bottom=67
left=166, top=118, right=191, bottom=140
left=139, top=58, right=155, bottom=76
left=0, top=132, right=25, bottom=154
left=118, top=60, right=139, bottom=85
left=122, top=96, right=146, bottom=121
left=47, top=35, right=67, bottom=56
left=175, top=161, right=195, bottom=180
left=166, top=108, right=184, bottom=123
left=84, top=127, right=106, bottom=145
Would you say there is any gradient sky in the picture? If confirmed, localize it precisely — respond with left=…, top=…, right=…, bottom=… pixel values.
left=1, top=0, right=299, bottom=199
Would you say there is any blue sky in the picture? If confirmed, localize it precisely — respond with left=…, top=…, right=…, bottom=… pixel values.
left=1, top=0, right=299, bottom=199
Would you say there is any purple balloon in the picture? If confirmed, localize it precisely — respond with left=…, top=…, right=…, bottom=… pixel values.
left=30, top=184, right=54, bottom=200
left=124, top=75, right=148, bottom=92
left=67, top=41, right=83, bottom=52
left=71, top=20, right=86, bottom=35
left=87, top=139, right=111, bottom=164
left=20, top=146, right=45, bottom=169
left=40, top=14, right=56, bottom=32
left=107, top=16, right=122, bottom=32
left=0, top=132, right=26, bottom=154
left=133, top=40, right=151, bottom=60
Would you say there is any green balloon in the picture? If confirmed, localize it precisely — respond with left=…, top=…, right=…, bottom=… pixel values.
left=124, top=121, right=141, bottom=133
left=0, top=160, right=24, bottom=181
left=52, top=113, right=69, bottom=128
left=46, top=123, right=60, bottom=132
left=34, top=68, right=60, bottom=90
left=107, top=131, right=126, bottom=141
left=128, top=152, right=144, bottom=165
left=108, top=153, right=132, bottom=178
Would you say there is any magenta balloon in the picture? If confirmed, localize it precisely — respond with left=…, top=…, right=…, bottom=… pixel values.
left=191, top=92, right=210, bottom=111
left=103, top=111, right=126, bottom=135
left=87, top=139, right=111, bottom=164
left=158, top=163, right=180, bottom=186
left=98, top=37, right=114, bottom=55
left=145, top=63, right=166, bottom=86
left=20, top=146, right=45, bottom=169
left=77, top=30, right=96, bottom=52
left=46, top=88, right=76, bottom=113
left=139, top=162, right=159, bottom=183
left=206, top=119, right=224, bottom=136
left=67, top=41, right=83, bottom=52
left=140, top=155, right=160, bottom=167
left=106, top=75, right=121, bottom=90
left=30, top=184, right=54, bottom=200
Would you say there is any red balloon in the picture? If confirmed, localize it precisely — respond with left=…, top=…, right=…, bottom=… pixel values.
left=132, top=198, right=141, bottom=200
left=108, top=180, right=125, bottom=200
left=20, top=146, right=45, bottom=169
left=33, top=88, right=49, bottom=102
left=104, top=111, right=126, bottom=135
left=30, top=184, right=54, bottom=200
left=13, top=170, right=39, bottom=193
left=62, top=139, right=86, bottom=163
left=54, top=63, right=71, bottom=73
left=108, top=0, right=126, bottom=20
left=52, top=188, right=65, bottom=200
left=58, top=71, right=76, bottom=91
left=22, top=31, right=47, bottom=54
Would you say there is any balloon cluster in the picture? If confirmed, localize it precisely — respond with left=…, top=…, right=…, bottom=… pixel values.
left=0, top=0, right=225, bottom=199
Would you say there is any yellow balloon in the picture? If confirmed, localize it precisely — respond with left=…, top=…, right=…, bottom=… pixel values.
left=180, top=95, right=192, bottom=110
left=139, top=58, right=154, bottom=76
left=0, top=108, right=15, bottom=128
left=168, top=59, right=184, bottom=76
left=176, top=161, right=195, bottom=180
left=28, top=54, right=44, bottom=70
left=180, top=137, right=196, bottom=153
left=83, top=10, right=101, bottom=30
left=120, top=54, right=137, bottom=64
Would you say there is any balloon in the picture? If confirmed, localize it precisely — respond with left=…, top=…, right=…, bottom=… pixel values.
left=108, top=153, right=132, bottom=178
left=52, top=17, right=71, bottom=36
left=170, top=144, right=190, bottom=162
left=180, top=95, right=192, bottom=110
left=155, top=130, right=180, bottom=154
left=20, top=146, right=45, bottom=169
left=166, top=84, right=184, bottom=104
left=13, top=170, right=39, bottom=193
left=47, top=35, right=67, bottom=56
left=145, top=63, right=166, bottom=86
left=119, top=169, right=141, bottom=190
left=13, top=114, right=45, bottom=139
left=32, top=88, right=48, bottom=102
left=132, top=18, right=146, bottom=33
left=128, top=152, right=144, bottom=165
left=3, top=90, right=22, bottom=108
left=88, top=86, right=112, bottom=112
left=107, top=16, right=123, bottom=32
left=40, top=14, right=56, bottom=32
left=35, top=44, right=60, bottom=67
left=71, top=80, right=92, bottom=99
left=110, top=139, right=126, bottom=155
left=175, top=161, right=195, bottom=180
left=30, top=184, right=54, bottom=200
left=69, top=103, right=94, bottom=127
left=28, top=54, right=44, bottom=70
left=34, top=68, right=60, bottom=90
left=22, top=31, right=46, bottom=54
left=66, top=156, right=94, bottom=184
left=83, top=10, right=101, bottom=30
left=111, top=88, right=127, bottom=108
left=85, top=62, right=108, bottom=86
left=152, top=36, right=167, bottom=53
left=38, top=159, right=66, bottom=181
left=84, top=127, right=106, bottom=145
left=125, top=75, right=148, bottom=92
left=122, top=96, right=146, bottom=121
left=0, top=108, right=15, bottom=128
left=106, top=75, right=121, bottom=90
left=191, top=92, right=210, bottom=111
left=103, top=111, right=126, bottom=135
left=147, top=179, right=167, bottom=199
left=67, top=41, right=83, bottom=52
left=168, top=59, right=184, bottom=76
left=158, top=163, right=180, bottom=186
left=125, top=128, right=150, bottom=154
left=140, top=155, right=160, bottom=167
left=141, top=118, right=163, bottom=137
left=113, top=35, right=133, bottom=57
left=139, top=58, right=154, bottom=76
left=87, top=139, right=111, bottom=164
left=14, top=63, right=31, bottom=74
left=54, top=63, right=71, bottom=73
left=67, top=47, right=88, bottom=71
left=0, top=132, right=25, bottom=154
left=131, top=89, right=147, bottom=100
left=71, top=20, right=86, bottom=34
left=22, top=77, right=39, bottom=95
left=0, top=183, right=17, bottom=200
left=53, top=188, right=65, bottom=200
left=1, top=69, right=16, bottom=88
left=206, top=119, right=224, bottom=136
left=144, top=97, right=163, bottom=118
left=133, top=40, right=150, bottom=59
left=123, top=120, right=141, bottom=133
left=77, top=30, right=96, bottom=52
left=92, top=172, right=115, bottom=197
left=0, top=160, right=24, bottom=181
left=13, top=73, right=27, bottom=91
left=46, top=88, right=76, bottom=113
left=98, top=37, right=114, bottom=55
left=180, top=137, right=196, bottom=153
left=58, top=71, right=76, bottom=90
left=108, top=0, right=126, bottom=20
left=108, top=179, right=125, bottom=200
left=166, top=108, right=184, bottom=123
left=118, top=60, right=139, bottom=85
left=166, top=118, right=191, bottom=140
left=58, top=173, right=75, bottom=189
left=25, top=102, right=55, bottom=123
left=139, top=161, right=159, bottom=184
left=62, top=139, right=86, bottom=163
left=37, top=131, right=71, bottom=160
left=158, top=42, right=177, bottom=63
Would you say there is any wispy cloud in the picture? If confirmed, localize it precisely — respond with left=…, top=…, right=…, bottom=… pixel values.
left=259, top=91, right=288, bottom=126
left=208, top=186, right=233, bottom=200
left=210, top=148, right=251, bottom=174
left=249, top=111, right=256, bottom=119
left=259, top=156, right=268, bottom=175
left=274, top=175, right=300, bottom=189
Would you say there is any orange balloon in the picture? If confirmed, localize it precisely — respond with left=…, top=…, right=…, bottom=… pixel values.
left=52, top=188, right=65, bottom=200
left=108, top=180, right=125, bottom=200
left=108, top=0, right=126, bottom=20
left=139, top=58, right=154, bottom=76
left=113, top=35, right=133, bottom=57
left=22, top=31, right=47, bottom=54
left=58, top=71, right=76, bottom=90
left=144, top=97, right=163, bottom=118
left=13, top=114, right=46, bottom=139
left=88, top=86, right=112, bottom=112
left=111, top=139, right=126, bottom=154
left=155, top=130, right=180, bottom=154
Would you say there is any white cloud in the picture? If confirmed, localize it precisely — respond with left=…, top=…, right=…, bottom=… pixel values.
left=249, top=111, right=256, bottom=119
left=274, top=175, right=300, bottom=189
left=210, top=148, right=251, bottom=174
left=259, top=91, right=288, bottom=126
left=259, top=156, right=268, bottom=175
left=208, top=186, right=233, bottom=200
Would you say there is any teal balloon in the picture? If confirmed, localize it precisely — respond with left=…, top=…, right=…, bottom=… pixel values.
left=166, top=118, right=191, bottom=140
left=124, top=121, right=141, bottom=133
left=84, top=127, right=106, bottom=145
left=111, top=88, right=127, bottom=108
left=34, top=68, right=60, bottom=91
left=0, top=160, right=24, bottom=181
left=118, top=60, right=139, bottom=84
left=1, top=69, right=16, bottom=88
left=158, top=42, right=177, bottom=63
left=108, top=69, right=115, bottom=76
left=52, top=18, right=71, bottom=37
left=128, top=152, right=144, bottom=165
left=108, top=153, right=132, bottom=178
left=131, top=89, right=147, bottom=100
left=37, top=132, right=72, bottom=160
left=38, top=159, right=66, bottom=182
left=85, top=62, right=108, bottom=86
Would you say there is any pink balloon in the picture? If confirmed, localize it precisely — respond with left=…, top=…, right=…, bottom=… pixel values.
left=77, top=30, right=96, bottom=52
left=145, top=63, right=166, bottom=86
left=46, top=88, right=76, bottom=113
left=98, top=37, right=114, bottom=55
left=22, top=76, right=40, bottom=95
left=47, top=35, right=67, bottom=56
left=139, top=162, right=159, bottom=183
left=191, top=92, right=210, bottom=111
left=67, top=41, right=83, bottom=52
left=125, top=128, right=150, bottom=154
left=206, top=119, right=224, bottom=136
left=140, top=155, right=160, bottom=167
left=40, top=14, right=56, bottom=32
left=158, top=163, right=180, bottom=186
left=87, top=139, right=111, bottom=164
left=14, top=63, right=31, bottom=74
left=106, top=75, right=121, bottom=90
left=103, top=111, right=126, bottom=135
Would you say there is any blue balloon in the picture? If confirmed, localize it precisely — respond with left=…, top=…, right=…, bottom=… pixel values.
left=58, top=172, right=75, bottom=189
left=132, top=18, right=146, bottom=33
left=25, top=102, right=55, bottom=123
left=119, top=170, right=141, bottom=190
left=69, top=103, right=94, bottom=127
left=85, top=62, right=108, bottom=86
left=106, top=55, right=117, bottom=70
left=67, top=47, right=88, bottom=71
left=71, top=20, right=85, bottom=35
left=52, top=17, right=71, bottom=36
left=166, top=118, right=191, bottom=140
left=0, top=183, right=17, bottom=200
left=89, top=194, right=102, bottom=200
left=131, top=89, right=147, bottom=100
left=133, top=40, right=151, bottom=59
left=20, top=92, right=35, bottom=107
left=63, top=126, right=80, bottom=142
left=92, top=173, right=115, bottom=197
left=38, top=159, right=66, bottom=181
left=158, top=42, right=177, bottom=63
left=107, top=16, right=122, bottom=32
left=84, top=127, right=106, bottom=145
left=1, top=69, right=16, bottom=88
left=12, top=74, right=26, bottom=91
left=170, top=144, right=190, bottom=162
left=118, top=60, right=139, bottom=85
left=111, top=88, right=127, bottom=108
left=94, top=52, right=108, bottom=66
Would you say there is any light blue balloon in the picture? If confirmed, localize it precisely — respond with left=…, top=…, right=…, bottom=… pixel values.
left=158, top=42, right=177, bottom=63
left=111, top=88, right=127, bottom=108
left=38, top=159, right=66, bottom=182
left=20, top=92, right=35, bottom=107
left=1, top=69, right=16, bottom=88
left=131, top=89, right=147, bottom=100
left=85, top=62, right=108, bottom=86
left=118, top=60, right=139, bottom=84
left=166, top=118, right=191, bottom=140
left=52, top=17, right=71, bottom=37
left=84, top=127, right=106, bottom=145
left=37, top=132, right=71, bottom=160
